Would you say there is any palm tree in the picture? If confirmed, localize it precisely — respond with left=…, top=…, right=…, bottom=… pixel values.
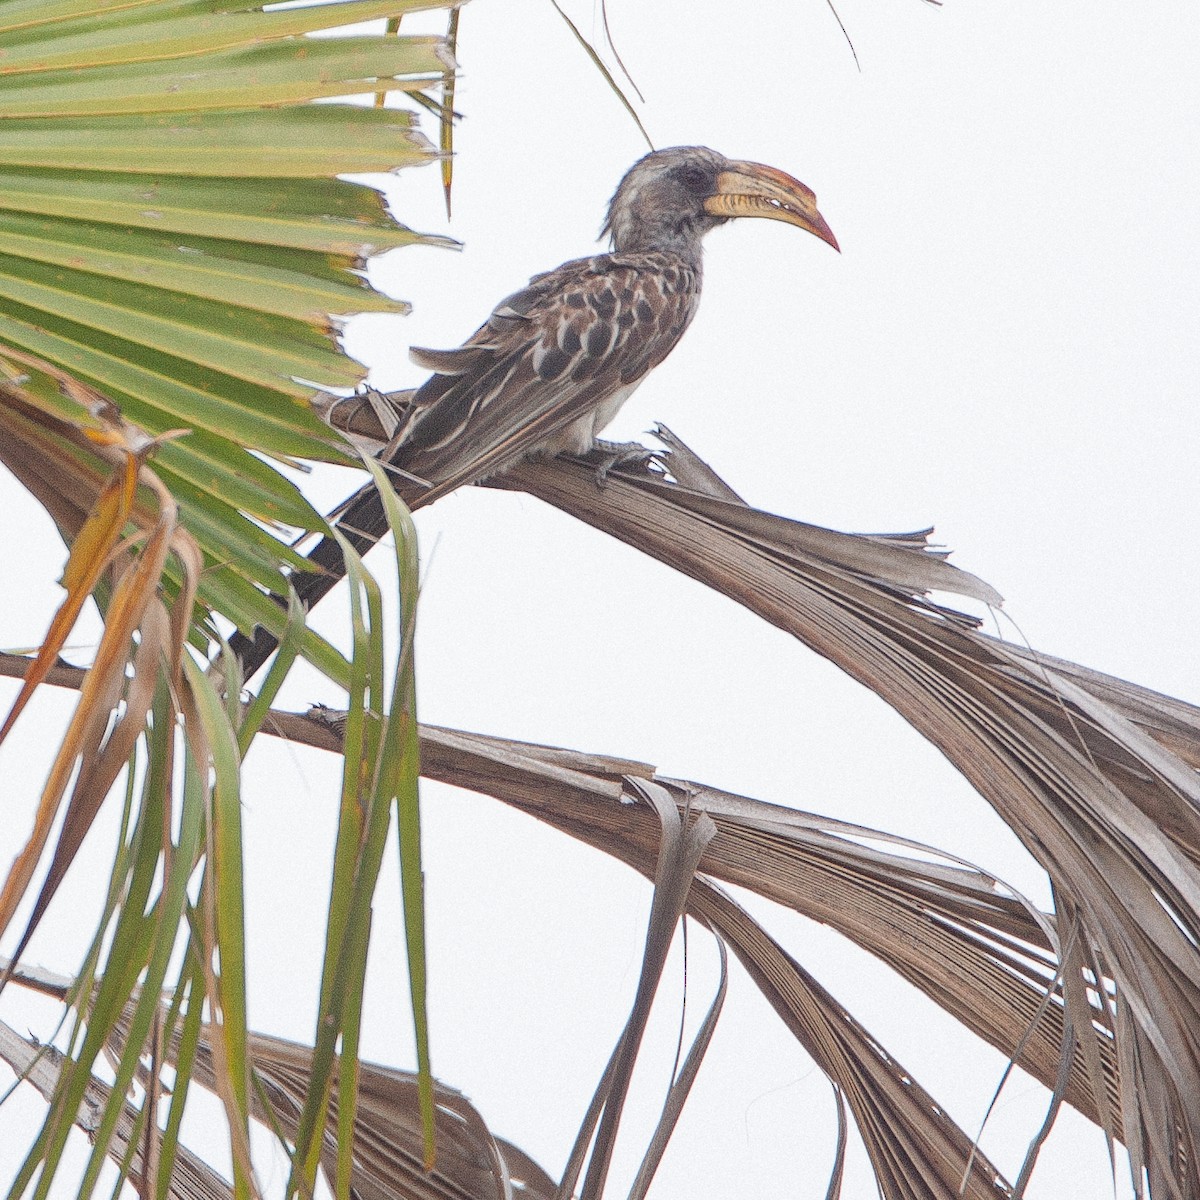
left=1, top=4, right=1198, bottom=1199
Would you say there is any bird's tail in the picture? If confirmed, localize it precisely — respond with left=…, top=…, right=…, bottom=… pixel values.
left=229, top=386, right=485, bottom=676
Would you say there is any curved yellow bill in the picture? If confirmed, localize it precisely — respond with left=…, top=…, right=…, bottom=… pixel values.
left=704, top=161, right=839, bottom=251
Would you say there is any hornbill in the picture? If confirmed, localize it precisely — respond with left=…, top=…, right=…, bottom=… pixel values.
left=232, top=146, right=837, bottom=675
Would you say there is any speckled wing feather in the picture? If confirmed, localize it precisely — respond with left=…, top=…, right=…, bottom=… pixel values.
left=229, top=251, right=701, bottom=672
left=389, top=249, right=702, bottom=503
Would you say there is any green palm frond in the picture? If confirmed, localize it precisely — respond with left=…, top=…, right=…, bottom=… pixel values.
left=0, top=0, right=455, bottom=657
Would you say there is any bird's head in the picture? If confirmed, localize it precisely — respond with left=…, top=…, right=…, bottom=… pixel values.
left=602, top=146, right=838, bottom=257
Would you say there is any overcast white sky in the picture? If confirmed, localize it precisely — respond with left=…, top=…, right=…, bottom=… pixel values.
left=2, top=2, right=1198, bottom=1197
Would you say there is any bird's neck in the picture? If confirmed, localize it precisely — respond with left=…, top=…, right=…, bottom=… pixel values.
left=609, top=217, right=707, bottom=262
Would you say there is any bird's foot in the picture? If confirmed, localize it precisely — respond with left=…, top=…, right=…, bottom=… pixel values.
left=589, top=439, right=659, bottom=487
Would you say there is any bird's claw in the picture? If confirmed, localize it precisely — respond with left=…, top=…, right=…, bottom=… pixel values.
left=590, top=440, right=658, bottom=488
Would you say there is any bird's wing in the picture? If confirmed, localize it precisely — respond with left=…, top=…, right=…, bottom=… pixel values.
left=392, top=250, right=700, bottom=500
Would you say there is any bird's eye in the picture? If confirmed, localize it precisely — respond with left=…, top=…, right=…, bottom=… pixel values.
left=677, top=164, right=711, bottom=193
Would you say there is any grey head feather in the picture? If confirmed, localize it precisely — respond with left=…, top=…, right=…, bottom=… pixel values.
left=601, top=146, right=731, bottom=257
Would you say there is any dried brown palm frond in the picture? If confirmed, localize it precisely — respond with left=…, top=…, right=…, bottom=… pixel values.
left=0, top=1018, right=232, bottom=1200
left=314, top=388, right=1200, bottom=1194
left=195, top=1028, right=559, bottom=1200
left=407, top=723, right=1108, bottom=1124
left=0, top=975, right=553, bottom=1200
left=494, top=428, right=1200, bottom=1198
left=300, top=715, right=1024, bottom=1198
left=10, top=854, right=718, bottom=1200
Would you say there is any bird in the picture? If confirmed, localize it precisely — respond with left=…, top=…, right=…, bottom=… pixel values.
left=232, top=146, right=837, bottom=674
